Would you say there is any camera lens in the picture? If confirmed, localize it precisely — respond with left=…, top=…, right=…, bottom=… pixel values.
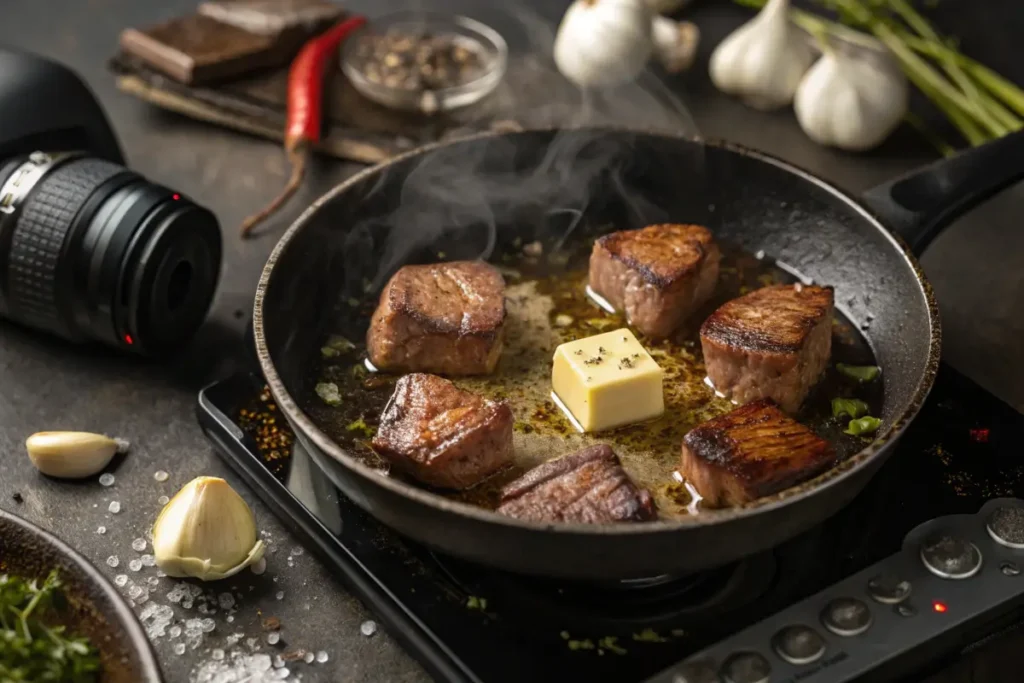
left=0, top=152, right=221, bottom=355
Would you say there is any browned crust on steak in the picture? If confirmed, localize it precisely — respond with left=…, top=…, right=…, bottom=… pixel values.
left=372, top=374, right=514, bottom=490
left=367, top=261, right=506, bottom=375
left=594, top=224, right=717, bottom=286
left=680, top=399, right=835, bottom=508
left=589, top=224, right=721, bottom=339
left=384, top=261, right=505, bottom=338
left=700, top=284, right=834, bottom=354
left=497, top=444, right=656, bottom=523
left=699, top=283, right=834, bottom=412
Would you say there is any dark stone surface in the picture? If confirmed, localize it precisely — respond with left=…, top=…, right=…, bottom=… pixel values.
left=0, top=0, right=1021, bottom=682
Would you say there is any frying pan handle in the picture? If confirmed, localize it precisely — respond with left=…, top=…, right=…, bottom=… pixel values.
left=861, top=129, right=1024, bottom=256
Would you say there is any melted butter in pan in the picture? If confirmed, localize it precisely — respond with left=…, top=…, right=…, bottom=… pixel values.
left=305, top=245, right=882, bottom=520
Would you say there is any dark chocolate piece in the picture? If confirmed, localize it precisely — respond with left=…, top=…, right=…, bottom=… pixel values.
left=198, top=0, right=344, bottom=36
left=119, top=14, right=295, bottom=85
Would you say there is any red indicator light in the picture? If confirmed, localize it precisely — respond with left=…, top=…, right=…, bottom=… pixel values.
left=124, top=334, right=133, bottom=345
left=969, top=428, right=990, bottom=443
left=933, top=601, right=948, bottom=613
left=172, top=193, right=181, bottom=201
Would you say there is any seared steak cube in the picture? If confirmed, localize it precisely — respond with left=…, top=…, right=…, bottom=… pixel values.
left=497, top=444, right=655, bottom=523
left=372, top=374, right=514, bottom=490
left=700, top=283, right=834, bottom=413
left=367, top=261, right=506, bottom=376
left=589, top=224, right=720, bottom=340
left=680, top=399, right=835, bottom=508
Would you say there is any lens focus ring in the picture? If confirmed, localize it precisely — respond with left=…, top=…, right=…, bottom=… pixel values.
left=7, top=158, right=126, bottom=334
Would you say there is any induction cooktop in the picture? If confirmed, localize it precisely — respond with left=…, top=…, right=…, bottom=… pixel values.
left=198, top=362, right=1024, bottom=683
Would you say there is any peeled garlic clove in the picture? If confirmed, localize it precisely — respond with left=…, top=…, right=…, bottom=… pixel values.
left=26, top=431, right=127, bottom=479
left=153, top=476, right=266, bottom=582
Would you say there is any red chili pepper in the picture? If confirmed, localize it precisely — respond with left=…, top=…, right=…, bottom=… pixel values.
left=241, top=15, right=367, bottom=238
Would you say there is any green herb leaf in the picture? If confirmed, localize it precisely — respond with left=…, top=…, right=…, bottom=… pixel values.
left=845, top=416, right=882, bottom=436
left=836, top=363, right=881, bottom=383
left=320, top=335, right=357, bottom=359
left=465, top=595, right=488, bottom=611
left=598, top=636, right=627, bottom=655
left=832, top=397, right=871, bottom=419
left=0, top=570, right=100, bottom=682
left=632, top=628, right=668, bottom=643
left=314, top=382, right=343, bottom=407
left=345, top=418, right=375, bottom=438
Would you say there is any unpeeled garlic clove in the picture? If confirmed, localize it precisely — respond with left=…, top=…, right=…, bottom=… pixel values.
left=25, top=431, right=129, bottom=479
left=152, top=476, right=266, bottom=582
left=652, top=17, right=700, bottom=74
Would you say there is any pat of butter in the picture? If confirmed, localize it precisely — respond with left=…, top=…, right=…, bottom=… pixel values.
left=552, top=328, right=664, bottom=432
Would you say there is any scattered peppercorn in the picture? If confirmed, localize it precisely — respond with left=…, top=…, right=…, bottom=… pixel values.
left=352, top=30, right=485, bottom=92
left=238, top=386, right=295, bottom=479
left=11, top=492, right=23, bottom=503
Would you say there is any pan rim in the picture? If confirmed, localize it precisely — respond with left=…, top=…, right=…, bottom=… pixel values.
left=253, top=125, right=941, bottom=536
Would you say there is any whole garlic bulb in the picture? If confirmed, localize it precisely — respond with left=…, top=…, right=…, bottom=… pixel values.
left=794, top=49, right=909, bottom=151
left=153, top=476, right=265, bottom=581
left=709, top=0, right=814, bottom=110
left=554, top=0, right=655, bottom=88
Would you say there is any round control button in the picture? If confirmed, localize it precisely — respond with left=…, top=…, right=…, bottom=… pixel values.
left=772, top=625, right=825, bottom=665
left=673, top=658, right=721, bottom=683
left=867, top=574, right=912, bottom=604
left=822, top=597, right=873, bottom=636
left=895, top=603, right=916, bottom=617
left=721, top=652, right=770, bottom=683
left=987, top=507, right=1024, bottom=549
left=920, top=535, right=983, bottom=579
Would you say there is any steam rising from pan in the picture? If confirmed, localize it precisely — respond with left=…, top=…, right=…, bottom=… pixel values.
left=346, top=0, right=703, bottom=290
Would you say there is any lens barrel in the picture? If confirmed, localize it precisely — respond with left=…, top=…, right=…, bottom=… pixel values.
left=0, top=152, right=221, bottom=355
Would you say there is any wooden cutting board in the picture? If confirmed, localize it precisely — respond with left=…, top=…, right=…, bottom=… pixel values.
left=108, top=51, right=524, bottom=165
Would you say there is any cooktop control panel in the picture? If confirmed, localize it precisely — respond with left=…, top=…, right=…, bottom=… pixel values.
left=646, top=498, right=1024, bottom=683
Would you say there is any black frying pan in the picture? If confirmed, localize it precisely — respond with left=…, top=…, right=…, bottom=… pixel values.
left=254, top=127, right=1024, bottom=580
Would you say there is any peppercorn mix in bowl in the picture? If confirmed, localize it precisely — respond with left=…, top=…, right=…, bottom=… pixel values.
left=341, top=12, right=507, bottom=114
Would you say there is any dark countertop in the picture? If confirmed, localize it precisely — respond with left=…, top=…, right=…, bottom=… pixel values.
left=1, top=0, right=1022, bottom=681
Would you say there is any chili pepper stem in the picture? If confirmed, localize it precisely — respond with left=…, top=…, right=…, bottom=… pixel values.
left=240, top=145, right=308, bottom=238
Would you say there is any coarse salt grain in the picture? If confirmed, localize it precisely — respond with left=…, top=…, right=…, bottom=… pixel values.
left=315, top=650, right=328, bottom=663
left=96, top=526, right=106, bottom=534
left=108, top=501, right=121, bottom=514
left=267, top=632, right=280, bottom=645
left=129, top=559, right=143, bottom=572
left=114, top=575, right=128, bottom=587
left=158, top=495, right=169, bottom=505
left=132, top=538, right=147, bottom=552
left=106, top=556, right=119, bottom=568
left=99, top=473, right=115, bottom=487
left=360, top=620, right=378, bottom=637
left=154, top=470, right=169, bottom=482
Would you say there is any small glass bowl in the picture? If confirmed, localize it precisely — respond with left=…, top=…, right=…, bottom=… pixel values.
left=341, top=12, right=508, bottom=114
